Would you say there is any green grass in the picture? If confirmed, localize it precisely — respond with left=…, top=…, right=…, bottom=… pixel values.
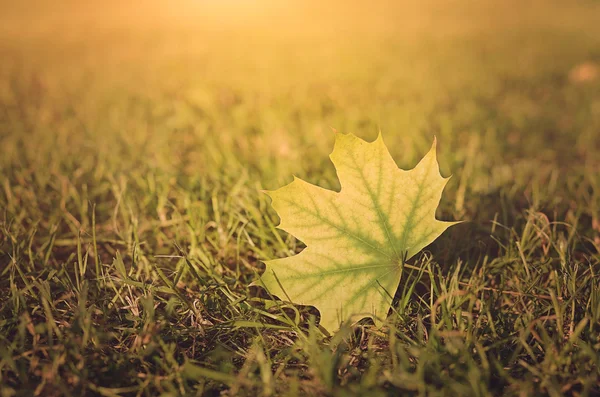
left=1, top=1, right=600, bottom=395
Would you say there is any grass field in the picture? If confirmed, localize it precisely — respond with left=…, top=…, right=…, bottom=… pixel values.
left=1, top=1, right=600, bottom=395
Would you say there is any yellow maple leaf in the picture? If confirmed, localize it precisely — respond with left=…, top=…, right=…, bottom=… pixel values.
left=257, top=132, right=460, bottom=332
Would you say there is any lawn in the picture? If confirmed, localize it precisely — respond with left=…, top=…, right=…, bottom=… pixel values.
left=1, top=1, right=600, bottom=395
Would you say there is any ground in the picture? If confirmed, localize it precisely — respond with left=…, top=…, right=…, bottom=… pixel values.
left=1, top=1, right=600, bottom=396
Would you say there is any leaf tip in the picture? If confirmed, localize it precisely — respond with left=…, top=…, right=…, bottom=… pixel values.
left=375, top=130, right=386, bottom=146
left=446, top=220, right=467, bottom=229
left=291, top=175, right=304, bottom=185
left=261, top=189, right=274, bottom=199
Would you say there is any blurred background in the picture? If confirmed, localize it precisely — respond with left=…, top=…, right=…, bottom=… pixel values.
left=1, top=0, right=600, bottom=254
left=2, top=3, right=600, bottom=394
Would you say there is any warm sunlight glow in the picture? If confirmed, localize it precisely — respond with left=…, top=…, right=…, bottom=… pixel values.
left=2, top=0, right=600, bottom=394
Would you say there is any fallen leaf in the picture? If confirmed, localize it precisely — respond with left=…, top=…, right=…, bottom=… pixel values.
left=257, top=132, right=460, bottom=332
